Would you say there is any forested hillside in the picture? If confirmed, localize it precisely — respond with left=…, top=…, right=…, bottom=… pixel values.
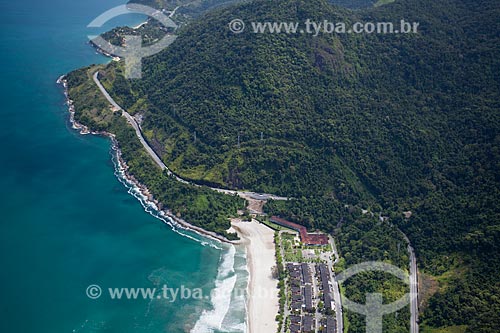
left=66, top=66, right=246, bottom=238
left=131, top=0, right=377, bottom=11
left=130, top=0, right=246, bottom=17
left=74, top=0, right=500, bottom=331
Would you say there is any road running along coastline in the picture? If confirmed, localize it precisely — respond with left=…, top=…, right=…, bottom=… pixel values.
left=92, top=71, right=289, bottom=200
left=70, top=71, right=420, bottom=333
left=90, top=70, right=345, bottom=333
left=92, top=70, right=289, bottom=333
left=60, top=72, right=283, bottom=333
left=58, top=74, right=239, bottom=245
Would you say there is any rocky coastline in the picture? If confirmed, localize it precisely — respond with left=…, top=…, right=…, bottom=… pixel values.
left=57, top=75, right=236, bottom=245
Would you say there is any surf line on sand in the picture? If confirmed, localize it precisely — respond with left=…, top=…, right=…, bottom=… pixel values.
left=111, top=141, right=247, bottom=332
left=58, top=75, right=277, bottom=333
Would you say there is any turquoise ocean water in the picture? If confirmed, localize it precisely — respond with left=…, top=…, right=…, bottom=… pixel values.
left=0, top=0, right=247, bottom=332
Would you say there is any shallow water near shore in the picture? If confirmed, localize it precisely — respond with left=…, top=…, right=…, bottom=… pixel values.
left=0, top=0, right=246, bottom=332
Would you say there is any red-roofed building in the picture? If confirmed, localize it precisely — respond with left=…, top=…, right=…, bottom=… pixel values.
left=270, top=216, right=329, bottom=246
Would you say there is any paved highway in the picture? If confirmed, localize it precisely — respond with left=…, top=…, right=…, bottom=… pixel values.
left=93, top=71, right=287, bottom=200
left=95, top=71, right=416, bottom=333
left=408, top=243, right=419, bottom=333
left=328, top=236, right=343, bottom=333
left=400, top=230, right=419, bottom=333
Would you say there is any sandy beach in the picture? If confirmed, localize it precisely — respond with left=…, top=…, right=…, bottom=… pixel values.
left=232, top=219, right=279, bottom=333
left=132, top=21, right=148, bottom=29
left=61, top=73, right=281, bottom=333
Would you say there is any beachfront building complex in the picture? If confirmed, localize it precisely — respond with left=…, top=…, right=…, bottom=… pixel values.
left=272, top=216, right=339, bottom=333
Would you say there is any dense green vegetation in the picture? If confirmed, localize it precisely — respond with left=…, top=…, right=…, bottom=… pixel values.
left=71, top=0, right=500, bottom=331
left=267, top=200, right=412, bottom=331
left=96, top=0, right=251, bottom=56
left=131, top=0, right=376, bottom=12
left=274, top=232, right=286, bottom=332
left=96, top=20, right=171, bottom=51
left=331, top=0, right=376, bottom=9
left=335, top=212, right=411, bottom=332
left=131, top=0, right=246, bottom=18
left=66, top=66, right=245, bottom=238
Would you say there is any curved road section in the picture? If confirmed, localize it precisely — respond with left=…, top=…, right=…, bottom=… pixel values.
left=93, top=71, right=287, bottom=199
left=93, top=72, right=178, bottom=177
left=94, top=71, right=416, bottom=332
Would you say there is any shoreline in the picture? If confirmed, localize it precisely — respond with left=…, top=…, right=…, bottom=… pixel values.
left=232, top=219, right=279, bottom=333
left=132, top=20, right=148, bottom=29
left=58, top=75, right=279, bottom=332
left=57, top=75, right=235, bottom=245
left=113, top=144, right=236, bottom=245
left=88, top=41, right=121, bottom=62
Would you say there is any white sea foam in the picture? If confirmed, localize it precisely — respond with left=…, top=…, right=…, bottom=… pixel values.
left=109, top=143, right=246, bottom=332
left=220, top=290, right=247, bottom=333
left=219, top=245, right=236, bottom=278
left=220, top=245, right=249, bottom=333
left=191, top=245, right=243, bottom=333
left=223, top=321, right=247, bottom=333
left=110, top=146, right=222, bottom=250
